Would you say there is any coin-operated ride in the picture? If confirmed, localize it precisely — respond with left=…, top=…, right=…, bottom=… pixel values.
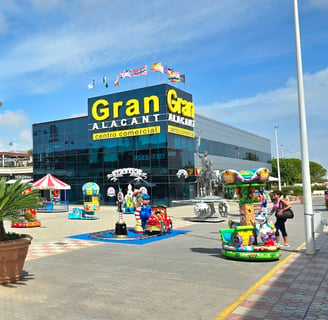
left=133, top=192, right=173, bottom=235
left=11, top=187, right=41, bottom=228
left=68, top=182, right=100, bottom=220
left=219, top=168, right=280, bottom=261
left=145, top=205, right=173, bottom=234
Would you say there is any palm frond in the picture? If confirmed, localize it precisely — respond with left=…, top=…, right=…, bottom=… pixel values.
left=0, top=177, right=43, bottom=229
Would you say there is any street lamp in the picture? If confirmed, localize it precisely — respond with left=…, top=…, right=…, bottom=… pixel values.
left=293, top=0, right=315, bottom=254
left=274, top=126, right=281, bottom=190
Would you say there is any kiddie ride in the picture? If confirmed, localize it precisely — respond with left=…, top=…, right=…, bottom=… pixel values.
left=113, top=191, right=173, bottom=238
left=133, top=192, right=173, bottom=235
left=145, top=205, right=173, bottom=234
left=12, top=187, right=41, bottom=228
left=219, top=168, right=280, bottom=261
left=68, top=182, right=100, bottom=220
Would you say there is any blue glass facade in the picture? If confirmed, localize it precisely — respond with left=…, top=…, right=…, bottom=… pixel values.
left=33, top=84, right=271, bottom=205
left=33, top=84, right=196, bottom=205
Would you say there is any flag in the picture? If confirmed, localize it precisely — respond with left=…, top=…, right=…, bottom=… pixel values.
left=162, top=65, right=168, bottom=74
left=133, top=65, right=147, bottom=76
left=119, top=69, right=132, bottom=78
left=151, top=62, right=162, bottom=72
left=133, top=68, right=141, bottom=76
left=168, top=71, right=180, bottom=82
left=103, top=76, right=108, bottom=88
left=140, top=65, right=147, bottom=76
left=114, top=76, right=119, bottom=87
left=179, top=74, right=185, bottom=83
left=167, top=68, right=174, bottom=77
left=88, top=79, right=95, bottom=89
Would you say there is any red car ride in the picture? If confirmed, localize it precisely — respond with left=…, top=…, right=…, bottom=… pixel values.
left=145, top=205, right=173, bottom=234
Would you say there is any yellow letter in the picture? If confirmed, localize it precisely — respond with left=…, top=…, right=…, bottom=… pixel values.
left=144, top=95, right=159, bottom=114
left=92, top=99, right=109, bottom=121
left=126, top=99, right=140, bottom=117
left=167, top=89, right=178, bottom=113
left=113, top=101, right=123, bottom=118
left=182, top=101, right=195, bottom=118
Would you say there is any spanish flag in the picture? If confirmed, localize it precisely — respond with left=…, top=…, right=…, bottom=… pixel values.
left=151, top=62, right=162, bottom=72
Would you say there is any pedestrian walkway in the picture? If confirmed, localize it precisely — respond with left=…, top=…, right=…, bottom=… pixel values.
left=3, top=198, right=328, bottom=319
left=24, top=213, right=197, bottom=260
left=216, top=225, right=328, bottom=319
left=26, top=239, right=102, bottom=260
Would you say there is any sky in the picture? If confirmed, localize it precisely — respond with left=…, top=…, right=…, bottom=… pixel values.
left=0, top=0, right=327, bottom=177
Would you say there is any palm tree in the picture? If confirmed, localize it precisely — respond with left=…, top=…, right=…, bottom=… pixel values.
left=0, top=178, right=43, bottom=241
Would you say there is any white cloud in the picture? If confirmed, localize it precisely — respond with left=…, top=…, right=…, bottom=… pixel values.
left=70, top=113, right=87, bottom=118
left=198, top=68, right=328, bottom=170
left=0, top=110, right=31, bottom=152
left=0, top=1, right=282, bottom=86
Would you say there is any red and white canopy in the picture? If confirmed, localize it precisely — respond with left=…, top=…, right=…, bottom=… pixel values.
left=32, top=174, right=71, bottom=190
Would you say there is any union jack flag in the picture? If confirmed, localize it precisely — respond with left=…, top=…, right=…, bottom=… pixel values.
left=119, top=69, right=132, bottom=78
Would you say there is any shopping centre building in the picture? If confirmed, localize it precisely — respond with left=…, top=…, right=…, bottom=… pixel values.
left=32, top=84, right=271, bottom=205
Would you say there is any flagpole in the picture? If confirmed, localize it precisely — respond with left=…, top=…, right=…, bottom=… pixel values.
left=293, top=0, right=315, bottom=255
left=93, top=78, right=95, bottom=95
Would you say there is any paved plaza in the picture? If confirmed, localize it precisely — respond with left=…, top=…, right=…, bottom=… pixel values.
left=1, top=197, right=327, bottom=319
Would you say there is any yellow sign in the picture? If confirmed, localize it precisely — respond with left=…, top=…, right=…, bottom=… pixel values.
left=167, top=89, right=194, bottom=118
left=91, top=88, right=194, bottom=121
left=93, top=126, right=160, bottom=140
left=168, top=125, right=195, bottom=138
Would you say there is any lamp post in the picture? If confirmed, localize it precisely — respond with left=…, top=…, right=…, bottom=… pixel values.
left=293, top=0, right=315, bottom=254
left=274, top=126, right=281, bottom=191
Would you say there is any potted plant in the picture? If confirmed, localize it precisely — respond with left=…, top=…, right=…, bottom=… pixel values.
left=0, top=178, right=43, bottom=284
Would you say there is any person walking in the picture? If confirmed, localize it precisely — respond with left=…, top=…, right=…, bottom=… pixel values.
left=270, top=190, right=292, bottom=247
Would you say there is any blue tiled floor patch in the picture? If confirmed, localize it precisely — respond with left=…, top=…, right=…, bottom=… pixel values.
left=68, top=227, right=191, bottom=245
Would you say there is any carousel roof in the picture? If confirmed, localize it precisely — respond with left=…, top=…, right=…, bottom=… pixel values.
left=32, top=174, right=71, bottom=190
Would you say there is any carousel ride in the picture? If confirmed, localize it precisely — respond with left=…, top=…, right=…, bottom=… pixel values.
left=32, top=173, right=71, bottom=212
left=68, top=182, right=100, bottom=220
left=219, top=168, right=281, bottom=261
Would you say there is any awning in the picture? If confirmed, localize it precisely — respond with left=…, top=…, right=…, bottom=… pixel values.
left=6, top=179, right=33, bottom=184
left=269, top=176, right=279, bottom=181
left=32, top=173, right=71, bottom=190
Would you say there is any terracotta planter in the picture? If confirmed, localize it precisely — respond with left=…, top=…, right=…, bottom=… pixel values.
left=0, top=236, right=32, bottom=284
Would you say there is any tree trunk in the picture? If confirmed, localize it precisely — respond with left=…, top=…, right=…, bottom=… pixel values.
left=0, top=220, right=7, bottom=241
